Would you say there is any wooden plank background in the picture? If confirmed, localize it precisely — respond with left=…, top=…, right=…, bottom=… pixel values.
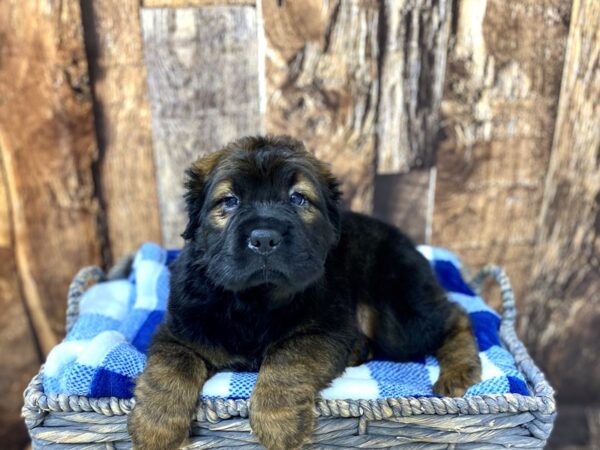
left=141, top=5, right=263, bottom=246
left=0, top=0, right=598, bottom=448
left=0, top=0, right=104, bottom=447
left=81, top=0, right=163, bottom=263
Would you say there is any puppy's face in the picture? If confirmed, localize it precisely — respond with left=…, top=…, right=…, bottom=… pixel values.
left=183, top=136, right=341, bottom=298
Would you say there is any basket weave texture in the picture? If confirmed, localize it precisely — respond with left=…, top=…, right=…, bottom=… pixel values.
left=23, top=265, right=556, bottom=449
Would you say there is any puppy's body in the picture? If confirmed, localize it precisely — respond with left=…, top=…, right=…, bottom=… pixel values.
left=128, top=136, right=481, bottom=450
left=168, top=211, right=449, bottom=370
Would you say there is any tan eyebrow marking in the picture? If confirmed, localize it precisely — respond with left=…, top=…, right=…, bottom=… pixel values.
left=211, top=179, right=234, bottom=202
left=209, top=179, right=235, bottom=229
left=289, top=173, right=319, bottom=203
left=290, top=173, right=320, bottom=223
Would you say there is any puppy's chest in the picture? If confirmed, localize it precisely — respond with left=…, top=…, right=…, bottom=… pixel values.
left=190, top=303, right=300, bottom=368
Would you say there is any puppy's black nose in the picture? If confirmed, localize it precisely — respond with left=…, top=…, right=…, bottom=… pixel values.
left=248, top=229, right=282, bottom=255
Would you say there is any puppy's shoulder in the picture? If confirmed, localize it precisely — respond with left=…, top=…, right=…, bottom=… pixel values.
left=339, top=210, right=415, bottom=249
left=336, top=211, right=431, bottom=280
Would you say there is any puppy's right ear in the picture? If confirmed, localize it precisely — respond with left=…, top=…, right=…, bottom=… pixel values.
left=181, top=151, right=223, bottom=241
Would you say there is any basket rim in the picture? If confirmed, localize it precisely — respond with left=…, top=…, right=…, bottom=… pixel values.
left=23, top=264, right=556, bottom=429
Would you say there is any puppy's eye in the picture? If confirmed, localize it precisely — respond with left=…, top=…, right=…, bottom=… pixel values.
left=221, top=195, right=239, bottom=210
left=290, top=192, right=307, bottom=207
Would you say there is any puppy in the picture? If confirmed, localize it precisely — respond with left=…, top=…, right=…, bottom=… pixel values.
left=128, top=135, right=481, bottom=450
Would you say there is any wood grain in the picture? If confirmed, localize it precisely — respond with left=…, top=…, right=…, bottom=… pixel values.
left=376, top=0, right=452, bottom=174
left=431, top=0, right=571, bottom=301
left=141, top=6, right=263, bottom=247
left=263, top=0, right=380, bottom=213
left=372, top=170, right=435, bottom=244
left=0, top=151, right=42, bottom=450
left=0, top=0, right=103, bottom=347
left=521, top=0, right=600, bottom=403
left=548, top=404, right=600, bottom=449
left=81, top=0, right=163, bottom=261
left=144, top=0, right=255, bottom=6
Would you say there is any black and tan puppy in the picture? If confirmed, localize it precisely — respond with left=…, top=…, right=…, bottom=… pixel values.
left=128, top=135, right=481, bottom=450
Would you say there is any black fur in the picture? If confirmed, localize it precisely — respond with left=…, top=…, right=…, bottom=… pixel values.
left=131, top=135, right=480, bottom=450
left=167, top=135, right=450, bottom=370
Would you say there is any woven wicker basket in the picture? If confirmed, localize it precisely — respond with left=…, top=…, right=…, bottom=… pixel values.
left=23, top=265, right=556, bottom=449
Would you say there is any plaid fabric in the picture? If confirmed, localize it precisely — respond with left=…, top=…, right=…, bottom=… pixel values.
left=43, top=243, right=529, bottom=399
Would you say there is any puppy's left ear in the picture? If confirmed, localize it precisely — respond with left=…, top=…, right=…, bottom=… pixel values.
left=181, top=151, right=224, bottom=240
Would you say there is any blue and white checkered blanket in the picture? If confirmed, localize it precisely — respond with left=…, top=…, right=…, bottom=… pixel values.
left=44, top=243, right=529, bottom=399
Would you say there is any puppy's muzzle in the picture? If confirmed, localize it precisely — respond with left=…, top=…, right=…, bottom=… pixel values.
left=248, top=229, right=282, bottom=255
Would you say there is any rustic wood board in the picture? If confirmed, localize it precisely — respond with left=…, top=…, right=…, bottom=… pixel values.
left=262, top=0, right=380, bottom=213
left=520, top=0, right=600, bottom=402
left=548, top=404, right=600, bottom=449
left=141, top=6, right=263, bottom=246
left=0, top=155, right=42, bottom=450
left=0, top=0, right=103, bottom=347
left=372, top=170, right=435, bottom=244
left=144, top=0, right=255, bottom=6
left=376, top=0, right=452, bottom=173
left=82, top=0, right=163, bottom=261
left=431, top=0, right=571, bottom=301
left=264, top=0, right=451, bottom=229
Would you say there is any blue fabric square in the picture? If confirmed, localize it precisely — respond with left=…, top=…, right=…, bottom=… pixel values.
left=507, top=376, right=529, bottom=395
left=367, top=361, right=431, bottom=397
left=433, top=259, right=476, bottom=296
left=470, top=311, right=501, bottom=351
left=131, top=310, right=165, bottom=353
left=91, top=368, right=135, bottom=398
left=229, top=372, right=258, bottom=399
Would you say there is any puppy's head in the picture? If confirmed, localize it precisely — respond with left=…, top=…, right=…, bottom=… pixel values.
left=182, top=135, right=341, bottom=298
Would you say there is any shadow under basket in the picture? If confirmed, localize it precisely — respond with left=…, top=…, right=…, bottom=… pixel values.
left=23, top=265, right=556, bottom=449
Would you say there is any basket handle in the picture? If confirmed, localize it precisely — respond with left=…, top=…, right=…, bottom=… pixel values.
left=469, top=265, right=517, bottom=327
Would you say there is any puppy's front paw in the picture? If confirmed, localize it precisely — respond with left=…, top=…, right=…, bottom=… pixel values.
left=128, top=399, right=191, bottom=450
left=250, top=388, right=315, bottom=450
left=433, top=362, right=481, bottom=397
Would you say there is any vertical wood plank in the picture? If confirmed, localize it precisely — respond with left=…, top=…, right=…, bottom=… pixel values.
left=0, top=0, right=103, bottom=347
left=264, top=0, right=451, bottom=229
left=141, top=6, right=262, bottom=246
left=81, top=0, right=163, bottom=260
left=144, top=0, right=255, bottom=6
left=521, top=0, right=600, bottom=403
left=376, top=0, right=452, bottom=174
left=263, top=0, right=380, bottom=213
left=0, top=152, right=41, bottom=450
left=431, top=0, right=571, bottom=300
left=373, top=169, right=435, bottom=243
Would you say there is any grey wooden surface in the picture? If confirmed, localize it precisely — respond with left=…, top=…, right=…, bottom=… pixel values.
left=376, top=0, right=452, bottom=174
left=141, top=5, right=263, bottom=246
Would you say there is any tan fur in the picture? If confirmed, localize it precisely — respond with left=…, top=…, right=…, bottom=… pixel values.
left=289, top=174, right=319, bottom=204
left=128, top=328, right=210, bottom=450
left=290, top=173, right=320, bottom=223
left=208, top=208, right=229, bottom=229
left=207, top=180, right=236, bottom=229
left=211, top=179, right=234, bottom=201
left=128, top=327, right=249, bottom=449
left=433, top=304, right=482, bottom=396
left=191, top=150, right=225, bottom=180
left=250, top=334, right=347, bottom=450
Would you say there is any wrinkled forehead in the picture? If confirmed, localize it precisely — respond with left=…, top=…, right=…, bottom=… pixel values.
left=210, top=147, right=322, bottom=199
